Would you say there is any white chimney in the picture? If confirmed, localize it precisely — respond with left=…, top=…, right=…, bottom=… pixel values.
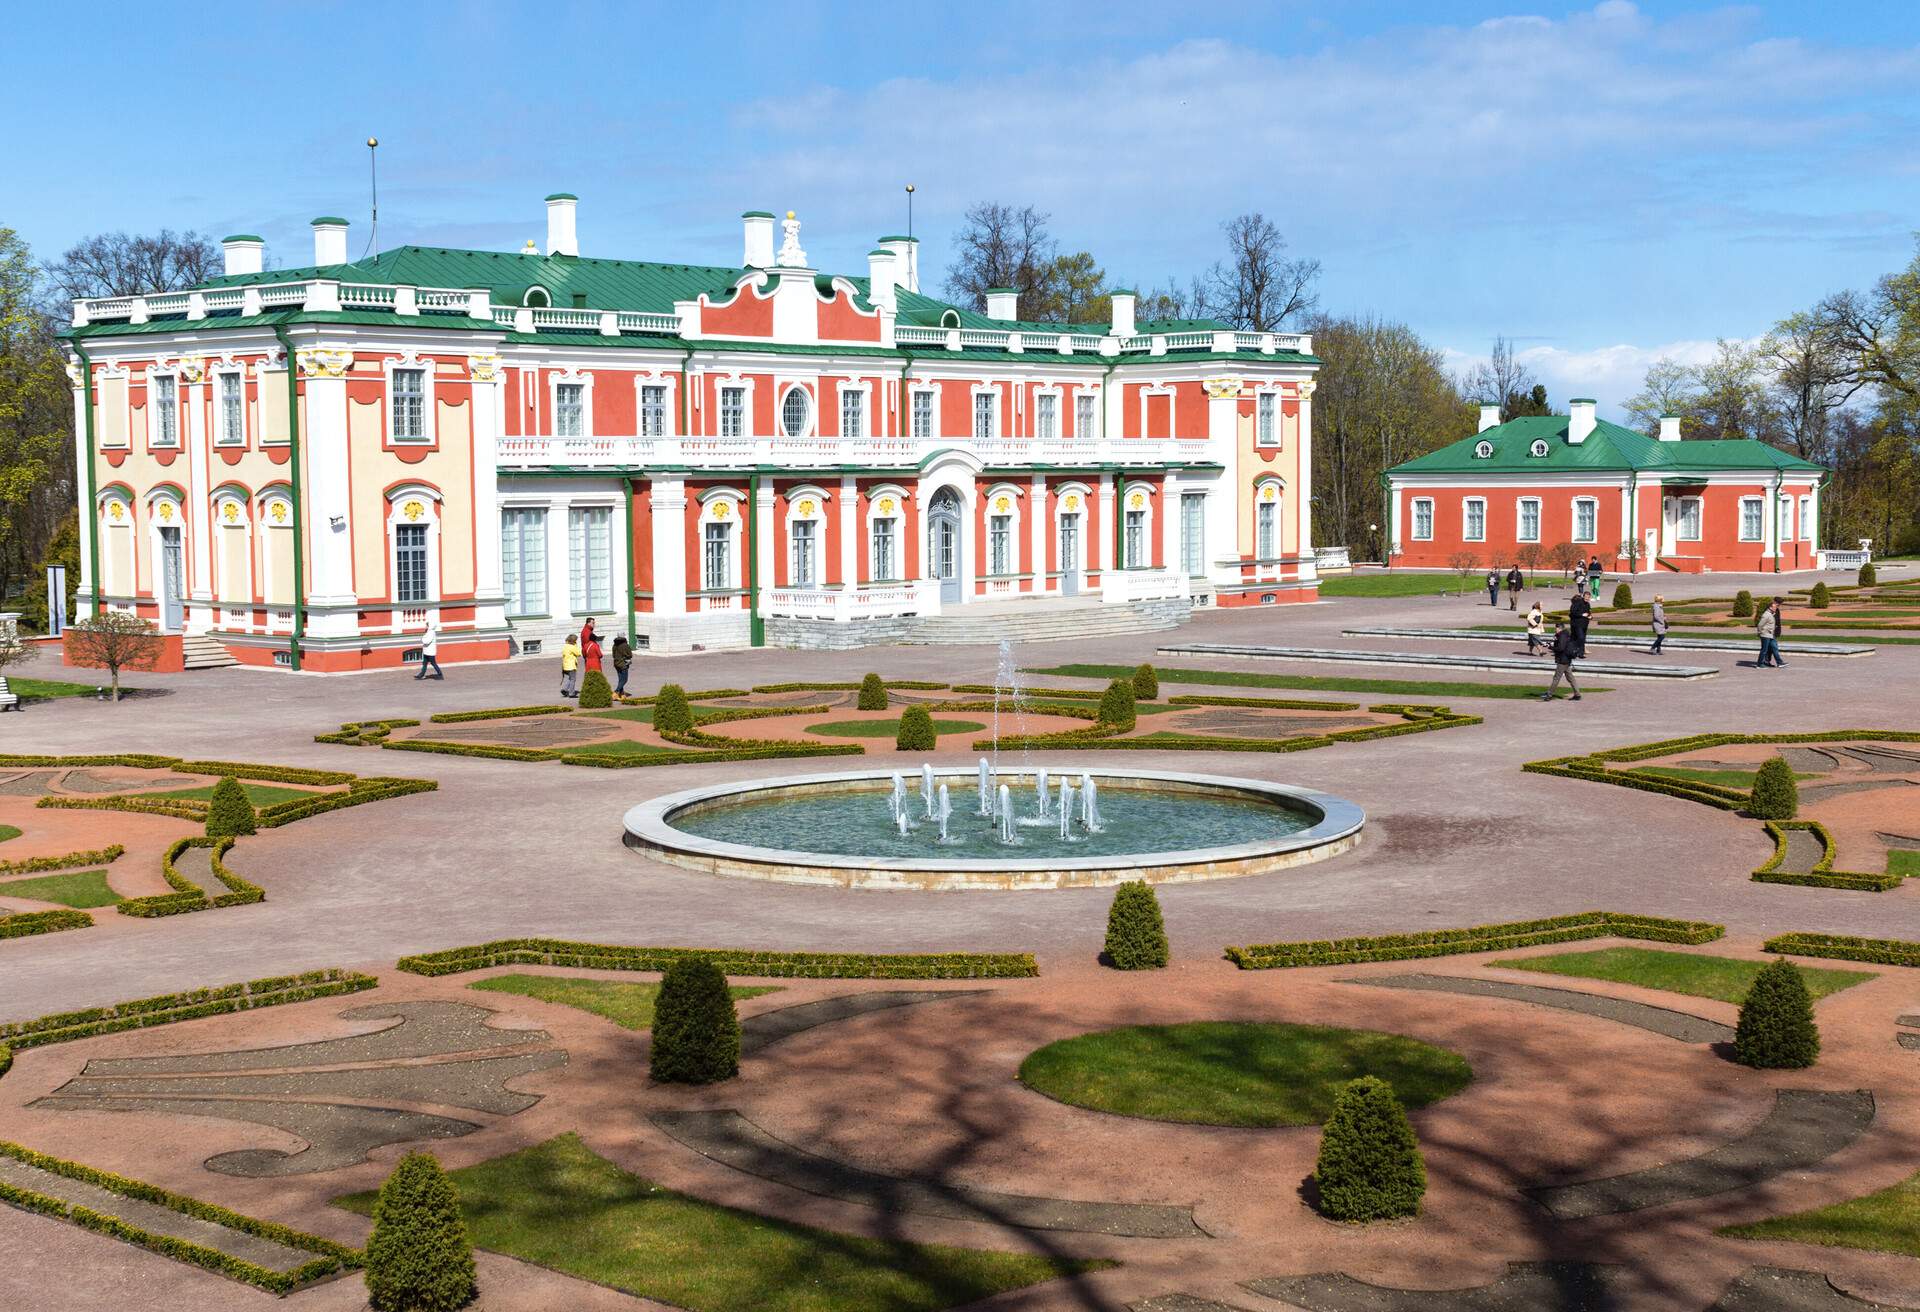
left=984, top=288, right=1018, bottom=322
left=742, top=212, right=775, bottom=267
left=1658, top=413, right=1682, bottom=442
left=1568, top=397, right=1597, bottom=445
left=1109, top=289, right=1137, bottom=338
left=878, top=236, right=919, bottom=292
left=545, top=193, right=579, bottom=257
left=311, top=217, right=349, bottom=267
left=1478, top=403, right=1502, bottom=433
left=221, top=235, right=264, bottom=278
left=866, top=248, right=897, bottom=312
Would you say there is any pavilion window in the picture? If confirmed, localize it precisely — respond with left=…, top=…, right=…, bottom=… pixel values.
left=1124, top=508, right=1146, bottom=567
left=1517, top=498, right=1540, bottom=542
left=1739, top=497, right=1763, bottom=541
left=555, top=383, right=585, bottom=437
left=640, top=384, right=667, bottom=437
left=1411, top=498, right=1433, bottom=541
left=1574, top=498, right=1597, bottom=543
left=719, top=386, right=745, bottom=438
left=910, top=389, right=933, bottom=439
left=1463, top=498, right=1486, bottom=542
left=1257, top=393, right=1277, bottom=446
left=1679, top=497, right=1702, bottom=540
left=871, top=517, right=897, bottom=581
left=394, top=524, right=428, bottom=603
left=391, top=368, right=427, bottom=441
left=216, top=373, right=243, bottom=445
left=568, top=506, right=612, bottom=612
left=703, top=521, right=732, bottom=591
left=840, top=388, right=865, bottom=439
left=1075, top=393, right=1096, bottom=439
left=989, top=514, right=1012, bottom=575
left=1181, top=493, right=1205, bottom=575
left=974, top=391, right=997, bottom=440
left=790, top=518, right=817, bottom=586
left=1256, top=500, right=1277, bottom=559
left=152, top=375, right=178, bottom=446
left=1036, top=393, right=1058, bottom=440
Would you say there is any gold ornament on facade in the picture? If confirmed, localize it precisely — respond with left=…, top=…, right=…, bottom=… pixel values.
left=269, top=501, right=288, bottom=524
left=1203, top=376, right=1241, bottom=399
left=993, top=495, right=1010, bottom=513
left=1129, top=491, right=1145, bottom=511
left=107, top=501, right=126, bottom=522
left=1261, top=484, right=1278, bottom=502
left=712, top=501, right=730, bottom=519
left=877, top=497, right=896, bottom=515
left=177, top=357, right=206, bottom=384
left=1064, top=494, right=1080, bottom=511
left=468, top=353, right=502, bottom=382
left=297, top=349, right=351, bottom=379
left=221, top=501, right=240, bottom=523
left=796, top=499, right=816, bottom=517
left=1297, top=380, right=1317, bottom=399
left=157, top=501, right=175, bottom=522
left=402, top=500, right=425, bottom=522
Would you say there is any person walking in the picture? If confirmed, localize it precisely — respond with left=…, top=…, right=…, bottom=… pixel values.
left=1525, top=600, right=1546, bottom=655
left=1573, top=565, right=1586, bottom=599
left=1506, top=564, right=1523, bottom=611
left=1568, top=587, right=1593, bottom=659
left=1541, top=620, right=1582, bottom=701
left=1649, top=595, right=1668, bottom=655
left=1588, top=558, right=1603, bottom=600
left=560, top=632, right=582, bottom=696
left=1486, top=569, right=1501, bottom=607
left=1755, top=597, right=1780, bottom=668
left=1769, top=597, right=1789, bottom=668
left=414, top=620, right=443, bottom=680
left=611, top=634, right=633, bottom=695
left=580, top=617, right=603, bottom=677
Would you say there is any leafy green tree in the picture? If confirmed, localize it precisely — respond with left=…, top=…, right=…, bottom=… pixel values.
left=1313, top=1076, right=1426, bottom=1221
left=0, top=229, right=70, bottom=619
left=650, top=958, right=740, bottom=1084
left=1733, top=959, right=1820, bottom=1069
left=364, top=1151, right=476, bottom=1312
left=1103, top=881, right=1168, bottom=969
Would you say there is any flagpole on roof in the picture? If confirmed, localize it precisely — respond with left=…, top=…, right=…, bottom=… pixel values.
left=364, top=137, right=380, bottom=262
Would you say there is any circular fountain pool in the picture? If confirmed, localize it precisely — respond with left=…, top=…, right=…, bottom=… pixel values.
left=623, top=767, right=1364, bottom=891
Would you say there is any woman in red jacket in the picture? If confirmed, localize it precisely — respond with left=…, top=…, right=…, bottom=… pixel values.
left=580, top=617, right=603, bottom=674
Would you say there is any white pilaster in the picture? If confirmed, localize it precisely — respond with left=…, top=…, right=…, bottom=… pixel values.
left=754, top=482, right=776, bottom=599
left=470, top=360, right=506, bottom=631
left=651, top=479, right=687, bottom=617
left=1096, top=474, right=1116, bottom=572
left=1029, top=474, right=1047, bottom=592
left=838, top=476, right=858, bottom=587
left=1294, top=384, right=1316, bottom=577
left=71, top=373, right=96, bottom=617
left=1161, top=470, right=1182, bottom=576
left=299, top=353, right=358, bottom=638
left=184, top=371, right=213, bottom=623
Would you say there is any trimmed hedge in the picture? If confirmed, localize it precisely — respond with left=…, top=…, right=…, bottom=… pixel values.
left=1166, top=693, right=1363, bottom=711
left=0, top=843, right=125, bottom=878
left=1859, top=563, right=1877, bottom=587
left=1131, top=663, right=1160, bottom=700
left=0, top=909, right=93, bottom=940
left=1733, top=959, right=1820, bottom=1069
left=1808, top=582, right=1832, bottom=609
left=0, top=969, right=377, bottom=1055
left=1103, top=881, right=1169, bottom=969
left=364, top=1151, right=475, bottom=1312
left=119, top=837, right=264, bottom=918
left=949, top=684, right=1105, bottom=699
left=1749, top=756, right=1798, bottom=820
left=1761, top=931, right=1920, bottom=968
left=1097, top=679, right=1138, bottom=731
left=1732, top=590, right=1755, bottom=617
left=1611, top=583, right=1633, bottom=609
left=395, top=939, right=1038, bottom=979
left=0, top=1140, right=359, bottom=1293
left=987, top=702, right=1480, bottom=755
left=204, top=777, right=257, bottom=838
left=651, top=684, right=694, bottom=735
left=649, top=958, right=741, bottom=1084
left=1227, top=911, right=1723, bottom=969
left=752, top=680, right=947, bottom=694
left=1752, top=821, right=1899, bottom=891
left=896, top=706, right=938, bottom=751
left=426, top=705, right=568, bottom=724
left=1313, top=1076, right=1425, bottom=1222
left=578, top=670, right=613, bottom=709
left=857, top=672, right=889, bottom=710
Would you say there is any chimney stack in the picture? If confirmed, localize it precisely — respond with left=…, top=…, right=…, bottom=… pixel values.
left=742, top=212, right=775, bottom=268
left=221, top=235, right=264, bottom=278
left=1478, top=403, right=1502, bottom=433
left=545, top=194, right=579, bottom=257
left=1658, top=414, right=1682, bottom=442
left=1109, top=289, right=1137, bottom=338
left=1568, top=398, right=1597, bottom=445
left=866, top=248, right=898, bottom=312
left=311, top=217, right=349, bottom=267
left=984, top=288, right=1018, bottom=322
left=877, top=236, right=919, bottom=292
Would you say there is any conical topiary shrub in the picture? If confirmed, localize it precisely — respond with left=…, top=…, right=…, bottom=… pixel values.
left=650, top=958, right=740, bottom=1084
left=651, top=683, right=693, bottom=735
left=1859, top=563, right=1877, bottom=587
left=364, top=1151, right=476, bottom=1312
left=896, top=705, right=937, bottom=752
left=1131, top=663, right=1160, bottom=700
left=1611, top=583, right=1633, bottom=610
left=1098, top=679, right=1137, bottom=732
left=857, top=672, right=889, bottom=710
left=1732, top=589, right=1755, bottom=618
left=1313, top=1076, right=1426, bottom=1222
left=1808, top=582, right=1832, bottom=609
left=204, top=777, right=257, bottom=838
left=1749, top=756, right=1798, bottom=820
left=1733, top=958, right=1820, bottom=1069
left=1103, top=880, right=1168, bottom=969
left=578, top=669, right=613, bottom=709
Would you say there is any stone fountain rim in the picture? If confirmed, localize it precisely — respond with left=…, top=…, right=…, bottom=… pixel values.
left=622, top=766, right=1365, bottom=880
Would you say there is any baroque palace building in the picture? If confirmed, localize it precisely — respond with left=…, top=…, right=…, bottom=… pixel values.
left=63, top=196, right=1321, bottom=672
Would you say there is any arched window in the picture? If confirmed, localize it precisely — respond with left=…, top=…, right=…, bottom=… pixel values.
left=1474, top=440, right=1494, bottom=458
left=869, top=491, right=904, bottom=583
left=1529, top=438, right=1550, bottom=457
left=780, top=386, right=812, bottom=438
left=1254, top=480, right=1283, bottom=561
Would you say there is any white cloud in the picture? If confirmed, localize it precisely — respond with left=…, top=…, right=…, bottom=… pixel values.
left=1440, top=337, right=1759, bottom=418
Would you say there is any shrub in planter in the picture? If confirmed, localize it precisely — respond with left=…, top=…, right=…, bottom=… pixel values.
left=652, top=684, right=693, bottom=735
left=1858, top=562, right=1877, bottom=587
left=1103, top=881, right=1168, bottom=969
left=1098, top=679, right=1137, bottom=731
left=896, top=705, right=938, bottom=752
left=1733, top=958, right=1819, bottom=1069
left=1808, top=581, right=1832, bottom=609
left=1132, top=663, right=1160, bottom=700
left=1313, top=1076, right=1426, bottom=1221
left=857, top=672, right=889, bottom=711
left=204, top=777, right=257, bottom=838
left=364, top=1151, right=476, bottom=1312
left=1611, top=583, right=1633, bottom=610
left=1731, top=590, right=1755, bottom=618
left=650, top=957, right=740, bottom=1084
left=1749, top=756, right=1798, bottom=820
left=578, top=669, right=613, bottom=709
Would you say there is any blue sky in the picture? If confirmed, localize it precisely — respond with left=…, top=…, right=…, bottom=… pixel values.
left=5, top=1, right=1916, bottom=412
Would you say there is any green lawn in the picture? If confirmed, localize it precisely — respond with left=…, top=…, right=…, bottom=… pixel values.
left=562, top=739, right=694, bottom=759
left=1027, top=663, right=1606, bottom=701
left=1586, top=625, right=1920, bottom=646
left=1721, top=1169, right=1920, bottom=1257
left=1487, top=947, right=1874, bottom=1005
left=468, top=975, right=778, bottom=1030
left=129, top=782, right=321, bottom=806
left=1018, top=1021, right=1471, bottom=1128
left=8, top=677, right=101, bottom=699
left=1639, top=766, right=1820, bottom=788
left=1320, top=572, right=1576, bottom=598
left=0, top=825, right=18, bottom=844
left=807, top=717, right=985, bottom=739
left=333, top=1133, right=1106, bottom=1312
left=0, top=869, right=119, bottom=909
left=587, top=705, right=726, bottom=725
left=1888, top=850, right=1920, bottom=878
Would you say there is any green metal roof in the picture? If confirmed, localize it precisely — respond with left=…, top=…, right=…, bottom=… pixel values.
left=545, top=192, right=578, bottom=201
left=1388, top=414, right=1825, bottom=477
left=310, top=217, right=348, bottom=226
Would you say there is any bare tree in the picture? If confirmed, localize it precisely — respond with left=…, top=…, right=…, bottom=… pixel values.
left=1811, top=264, right=1920, bottom=409
left=1134, top=275, right=1213, bottom=325
left=942, top=203, right=1059, bottom=314
left=1761, top=312, right=1864, bottom=463
left=41, top=230, right=222, bottom=310
left=1624, top=359, right=1700, bottom=435
left=1549, top=541, right=1582, bottom=578
left=0, top=624, right=35, bottom=675
left=1461, top=337, right=1540, bottom=418
left=1205, top=213, right=1319, bottom=331
left=64, top=612, right=162, bottom=701
left=1447, top=549, right=1483, bottom=593
left=1515, top=542, right=1545, bottom=583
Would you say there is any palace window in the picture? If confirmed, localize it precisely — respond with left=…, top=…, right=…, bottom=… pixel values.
left=1411, top=498, right=1434, bottom=541
left=391, top=368, right=427, bottom=442
left=974, top=390, right=997, bottom=440
left=1036, top=393, right=1058, bottom=440
left=910, top=389, right=934, bottom=439
left=988, top=513, right=1012, bottom=575
left=1075, top=393, right=1096, bottom=439
left=1257, top=393, right=1277, bottom=446
left=1739, top=497, right=1763, bottom=541
left=640, top=384, right=667, bottom=438
left=1517, top=497, right=1541, bottom=543
left=840, top=387, right=865, bottom=439
left=1778, top=494, right=1794, bottom=541
left=394, top=524, right=429, bottom=603
left=872, top=516, right=897, bottom=582
left=568, top=506, right=612, bottom=612
left=500, top=508, right=547, bottom=616
left=152, top=375, right=178, bottom=447
left=1679, top=497, right=1703, bottom=540
left=703, top=521, right=732, bottom=591
left=790, top=518, right=817, bottom=586
left=780, top=386, right=812, bottom=438
left=1573, top=498, right=1598, bottom=543
left=1798, top=495, right=1813, bottom=541
left=1181, top=493, right=1206, bottom=575
left=1256, top=500, right=1277, bottom=559
left=215, top=373, right=244, bottom=446
left=1463, top=497, right=1486, bottom=542
left=556, top=383, right=585, bottom=437
left=1124, top=508, right=1146, bottom=567
left=719, top=386, right=745, bottom=438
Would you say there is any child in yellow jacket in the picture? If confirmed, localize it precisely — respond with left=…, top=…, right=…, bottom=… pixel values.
left=560, top=633, right=581, bottom=697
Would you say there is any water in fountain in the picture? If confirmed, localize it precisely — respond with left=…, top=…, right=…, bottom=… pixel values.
left=997, top=784, right=1015, bottom=844
left=1082, top=774, right=1103, bottom=832
left=1034, top=766, right=1051, bottom=819
left=921, top=763, right=937, bottom=819
left=1058, top=781, right=1075, bottom=840
left=976, top=757, right=994, bottom=816
left=896, top=809, right=911, bottom=837
left=889, top=773, right=907, bottom=823
left=937, top=783, right=953, bottom=843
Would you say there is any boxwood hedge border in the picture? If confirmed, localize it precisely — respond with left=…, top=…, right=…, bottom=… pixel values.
left=1762, top=931, right=1920, bottom=968
left=980, top=700, right=1479, bottom=754
left=396, top=938, right=1037, bottom=980
left=1225, top=910, right=1724, bottom=969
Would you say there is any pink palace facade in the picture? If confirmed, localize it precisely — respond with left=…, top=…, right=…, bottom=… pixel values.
left=62, top=197, right=1321, bottom=672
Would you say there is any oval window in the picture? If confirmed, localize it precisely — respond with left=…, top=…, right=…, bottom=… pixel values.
left=780, top=387, right=812, bottom=437
left=1530, top=438, right=1550, bottom=457
left=1474, top=440, right=1493, bottom=458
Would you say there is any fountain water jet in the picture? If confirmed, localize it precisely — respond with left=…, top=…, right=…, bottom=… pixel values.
left=976, top=758, right=994, bottom=816
left=922, top=763, right=937, bottom=819
left=937, top=783, right=953, bottom=843
left=997, top=784, right=1015, bottom=844
left=1034, top=767, right=1051, bottom=819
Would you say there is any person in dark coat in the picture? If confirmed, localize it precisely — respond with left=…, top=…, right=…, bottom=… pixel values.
left=1485, top=569, right=1501, bottom=607
left=1650, top=595, right=1668, bottom=654
left=611, top=635, right=633, bottom=694
left=1541, top=620, right=1582, bottom=701
left=1770, top=597, right=1789, bottom=668
left=1505, top=565, right=1523, bottom=611
left=1568, top=588, right=1593, bottom=659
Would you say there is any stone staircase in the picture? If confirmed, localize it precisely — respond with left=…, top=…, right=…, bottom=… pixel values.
left=181, top=632, right=239, bottom=670
left=767, top=596, right=1194, bottom=651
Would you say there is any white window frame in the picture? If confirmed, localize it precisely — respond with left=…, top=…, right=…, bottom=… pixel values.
left=1797, top=494, right=1812, bottom=541
left=500, top=505, right=549, bottom=617
left=869, top=497, right=903, bottom=583
left=1254, top=479, right=1283, bottom=560
left=567, top=503, right=616, bottom=614
left=1778, top=493, right=1794, bottom=542
left=639, top=382, right=670, bottom=439
left=1463, top=497, right=1487, bottom=542
left=1074, top=390, right=1098, bottom=441
left=1678, top=496, right=1703, bottom=542
left=983, top=484, right=1022, bottom=577
left=1573, top=497, right=1599, bottom=544
left=971, top=386, right=1000, bottom=441
left=386, top=358, right=434, bottom=444
left=148, top=370, right=180, bottom=448
left=385, top=488, right=442, bottom=605
left=1738, top=496, right=1764, bottom=542
left=718, top=382, right=748, bottom=438
left=1035, top=388, right=1060, bottom=440
left=1180, top=491, right=1206, bottom=576
left=785, top=489, right=826, bottom=587
left=778, top=384, right=813, bottom=439
left=838, top=382, right=869, bottom=439
left=1410, top=497, right=1434, bottom=542
left=909, top=386, right=937, bottom=439
left=555, top=381, right=587, bottom=438
left=1516, top=496, right=1541, bottom=543
left=213, top=369, right=245, bottom=446
left=1121, top=485, right=1154, bottom=569
left=1256, top=391, right=1279, bottom=447
left=696, top=492, right=744, bottom=592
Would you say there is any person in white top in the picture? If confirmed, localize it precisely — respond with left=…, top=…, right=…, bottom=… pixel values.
left=1524, top=601, right=1546, bottom=656
left=415, top=621, right=443, bottom=680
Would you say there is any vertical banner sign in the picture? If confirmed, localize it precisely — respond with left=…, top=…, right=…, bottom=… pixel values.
left=46, top=565, right=68, bottom=636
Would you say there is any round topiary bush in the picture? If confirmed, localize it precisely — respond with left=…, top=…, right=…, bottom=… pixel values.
left=578, top=669, right=613, bottom=709
left=1611, top=583, right=1633, bottom=610
left=1098, top=679, right=1137, bottom=731
left=1749, top=756, right=1798, bottom=820
left=1732, top=590, right=1755, bottom=618
left=1808, top=581, right=1832, bottom=609
left=204, top=777, right=257, bottom=838
left=364, top=1151, right=476, bottom=1312
left=895, top=705, right=937, bottom=752
left=857, top=672, right=889, bottom=711
left=1859, top=562, right=1877, bottom=587
left=651, top=958, right=740, bottom=1084
left=652, top=683, right=693, bottom=735
left=1131, top=663, right=1159, bottom=701
left=1313, top=1076, right=1426, bottom=1222
left=1103, top=880, right=1168, bottom=969
left=1733, top=958, right=1820, bottom=1070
